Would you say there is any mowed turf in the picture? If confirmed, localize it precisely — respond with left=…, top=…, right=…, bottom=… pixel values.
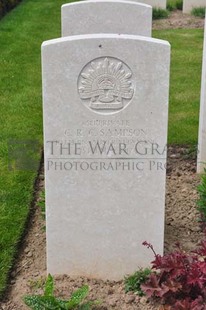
left=153, top=28, right=203, bottom=145
left=0, top=0, right=204, bottom=298
left=0, top=0, right=78, bottom=297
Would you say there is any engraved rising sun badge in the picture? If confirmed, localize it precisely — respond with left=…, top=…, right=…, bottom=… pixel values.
left=78, top=57, right=134, bottom=114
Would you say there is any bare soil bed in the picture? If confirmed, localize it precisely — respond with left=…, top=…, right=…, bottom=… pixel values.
left=0, top=146, right=203, bottom=310
left=153, top=10, right=204, bottom=30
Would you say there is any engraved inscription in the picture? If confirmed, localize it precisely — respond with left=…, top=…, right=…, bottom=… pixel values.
left=78, top=57, right=134, bottom=114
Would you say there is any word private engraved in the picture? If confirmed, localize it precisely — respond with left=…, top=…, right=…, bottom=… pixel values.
left=78, top=57, right=134, bottom=114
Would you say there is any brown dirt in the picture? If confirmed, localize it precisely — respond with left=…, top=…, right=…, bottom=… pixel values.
left=0, top=146, right=203, bottom=310
left=153, top=10, right=205, bottom=30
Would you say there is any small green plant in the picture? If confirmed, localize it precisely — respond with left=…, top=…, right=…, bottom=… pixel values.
left=191, top=7, right=205, bottom=18
left=167, top=3, right=175, bottom=11
left=24, top=274, right=96, bottom=310
left=167, top=0, right=183, bottom=11
left=176, top=0, right=183, bottom=10
left=153, top=8, right=169, bottom=20
left=197, top=168, right=206, bottom=224
left=124, top=268, right=151, bottom=296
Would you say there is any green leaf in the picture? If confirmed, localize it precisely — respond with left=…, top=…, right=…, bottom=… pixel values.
left=78, top=300, right=100, bottom=310
left=24, top=284, right=94, bottom=310
left=56, top=299, right=70, bottom=310
left=44, top=274, right=54, bottom=297
left=124, top=268, right=151, bottom=295
left=78, top=302, right=92, bottom=310
left=66, top=285, right=89, bottom=309
left=24, top=295, right=45, bottom=310
left=24, top=295, right=60, bottom=310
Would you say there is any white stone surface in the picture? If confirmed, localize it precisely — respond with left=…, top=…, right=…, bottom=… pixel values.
left=134, top=0, right=166, bottom=9
left=62, top=0, right=152, bottom=37
left=197, top=17, right=206, bottom=173
left=183, top=0, right=206, bottom=13
left=86, top=0, right=167, bottom=9
left=42, top=33, right=170, bottom=280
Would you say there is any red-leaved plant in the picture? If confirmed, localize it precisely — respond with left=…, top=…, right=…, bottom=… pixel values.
left=141, top=240, right=206, bottom=309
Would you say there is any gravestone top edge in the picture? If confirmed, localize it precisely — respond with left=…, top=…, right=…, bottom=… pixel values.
left=61, top=0, right=152, bottom=9
left=41, top=33, right=170, bottom=49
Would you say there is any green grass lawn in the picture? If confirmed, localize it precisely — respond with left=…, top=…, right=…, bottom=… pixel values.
left=153, top=29, right=203, bottom=144
left=0, top=0, right=204, bottom=298
left=0, top=0, right=73, bottom=298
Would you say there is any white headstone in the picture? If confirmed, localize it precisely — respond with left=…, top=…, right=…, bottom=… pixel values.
left=62, top=0, right=152, bottom=37
left=42, top=33, right=170, bottom=280
left=85, top=0, right=167, bottom=9
left=86, top=0, right=167, bottom=9
left=197, top=16, right=206, bottom=173
left=183, top=0, right=206, bottom=13
left=135, top=0, right=166, bottom=9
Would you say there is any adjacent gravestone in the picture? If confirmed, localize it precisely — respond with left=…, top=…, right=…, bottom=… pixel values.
left=62, top=0, right=152, bottom=37
left=42, top=33, right=170, bottom=279
left=86, top=0, right=167, bottom=9
left=197, top=16, right=206, bottom=173
left=183, top=0, right=206, bottom=13
left=134, top=0, right=167, bottom=9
